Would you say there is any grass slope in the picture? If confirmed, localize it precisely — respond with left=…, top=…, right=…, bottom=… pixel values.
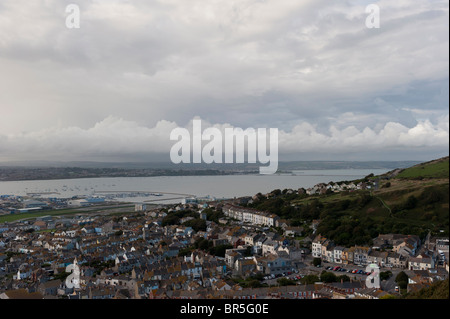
left=395, top=156, right=449, bottom=179
left=248, top=156, right=449, bottom=246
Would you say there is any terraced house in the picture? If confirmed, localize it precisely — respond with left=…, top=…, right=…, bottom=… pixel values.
left=222, top=204, right=279, bottom=227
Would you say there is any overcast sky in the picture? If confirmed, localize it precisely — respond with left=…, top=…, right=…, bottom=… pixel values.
left=0, top=0, right=448, bottom=163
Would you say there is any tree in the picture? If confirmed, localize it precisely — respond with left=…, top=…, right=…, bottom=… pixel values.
left=380, top=271, right=392, bottom=281
left=277, top=277, right=296, bottom=286
left=209, top=244, right=232, bottom=257
left=183, top=218, right=206, bottom=232
left=337, top=275, right=350, bottom=282
left=320, top=271, right=337, bottom=283
left=312, top=258, right=322, bottom=267
left=300, top=275, right=320, bottom=285
left=395, top=271, right=409, bottom=290
left=271, top=189, right=281, bottom=196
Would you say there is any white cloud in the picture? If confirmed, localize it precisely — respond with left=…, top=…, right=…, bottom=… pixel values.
left=0, top=0, right=448, bottom=161
left=0, top=116, right=447, bottom=162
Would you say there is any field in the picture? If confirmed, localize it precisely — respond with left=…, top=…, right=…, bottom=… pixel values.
left=0, top=204, right=135, bottom=223
left=395, top=157, right=449, bottom=179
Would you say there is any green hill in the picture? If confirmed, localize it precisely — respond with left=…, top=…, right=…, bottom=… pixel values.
left=394, top=156, right=449, bottom=179
left=247, top=156, right=449, bottom=246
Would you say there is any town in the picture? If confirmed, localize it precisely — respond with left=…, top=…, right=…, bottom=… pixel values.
left=0, top=178, right=448, bottom=300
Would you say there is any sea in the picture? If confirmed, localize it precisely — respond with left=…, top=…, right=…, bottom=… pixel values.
left=0, top=168, right=390, bottom=205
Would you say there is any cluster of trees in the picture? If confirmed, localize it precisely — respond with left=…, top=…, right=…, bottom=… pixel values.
left=247, top=175, right=448, bottom=245
left=312, top=185, right=448, bottom=245
left=234, top=273, right=267, bottom=288
left=248, top=194, right=321, bottom=223
left=395, top=271, right=409, bottom=290
left=296, top=271, right=350, bottom=285
left=82, top=259, right=116, bottom=277
left=379, top=270, right=393, bottom=281
left=405, top=278, right=449, bottom=299
left=182, top=218, right=207, bottom=232
left=201, top=208, right=225, bottom=223
left=161, top=209, right=198, bottom=227
left=160, top=208, right=225, bottom=232
left=246, top=189, right=378, bottom=246
left=191, top=237, right=233, bottom=257
left=313, top=193, right=383, bottom=246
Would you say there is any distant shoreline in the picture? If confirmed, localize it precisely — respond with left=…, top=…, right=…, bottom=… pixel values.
left=0, top=161, right=420, bottom=182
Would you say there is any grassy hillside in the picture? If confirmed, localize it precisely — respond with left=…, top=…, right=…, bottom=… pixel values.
left=247, top=156, right=449, bottom=246
left=0, top=204, right=135, bottom=224
left=394, top=156, right=449, bottom=179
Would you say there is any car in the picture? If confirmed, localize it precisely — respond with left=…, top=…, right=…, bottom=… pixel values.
left=352, top=269, right=358, bottom=274
left=365, top=272, right=371, bottom=276
left=340, top=268, right=346, bottom=272
left=347, top=269, right=352, bottom=273
left=326, top=266, right=332, bottom=270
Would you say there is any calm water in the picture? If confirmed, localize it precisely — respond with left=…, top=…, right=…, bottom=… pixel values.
left=0, top=169, right=389, bottom=204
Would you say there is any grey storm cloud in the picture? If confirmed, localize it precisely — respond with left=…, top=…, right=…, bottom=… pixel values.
left=0, top=0, right=448, bottom=162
